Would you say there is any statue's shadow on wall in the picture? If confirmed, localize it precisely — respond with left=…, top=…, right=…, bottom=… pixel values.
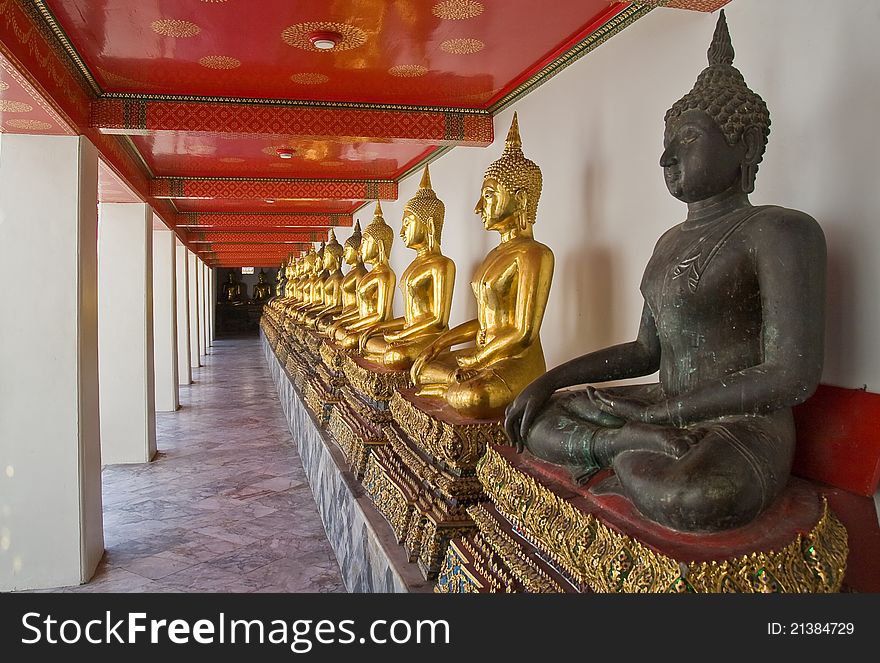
left=554, top=161, right=617, bottom=363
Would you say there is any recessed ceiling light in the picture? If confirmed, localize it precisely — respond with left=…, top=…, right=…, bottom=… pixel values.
left=265, top=198, right=276, bottom=203
left=276, top=148, right=295, bottom=159
left=309, top=30, right=342, bottom=50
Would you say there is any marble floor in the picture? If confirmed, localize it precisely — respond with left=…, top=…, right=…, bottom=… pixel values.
left=50, top=335, right=345, bottom=593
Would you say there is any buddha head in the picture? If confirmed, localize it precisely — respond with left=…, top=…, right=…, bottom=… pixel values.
left=361, top=201, right=394, bottom=265
left=343, top=220, right=363, bottom=266
left=313, top=242, right=326, bottom=275
left=301, top=247, right=317, bottom=276
left=323, top=229, right=344, bottom=271
left=662, top=10, right=770, bottom=202
left=402, top=164, right=445, bottom=252
left=476, top=112, right=542, bottom=234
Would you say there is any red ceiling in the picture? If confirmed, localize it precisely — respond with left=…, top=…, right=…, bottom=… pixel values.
left=2, top=1, right=727, bottom=265
left=0, top=52, right=73, bottom=136
left=43, top=0, right=627, bottom=107
left=131, top=133, right=436, bottom=180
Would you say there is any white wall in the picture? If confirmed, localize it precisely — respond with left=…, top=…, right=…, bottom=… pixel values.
left=338, top=0, right=880, bottom=392
left=0, top=134, right=104, bottom=590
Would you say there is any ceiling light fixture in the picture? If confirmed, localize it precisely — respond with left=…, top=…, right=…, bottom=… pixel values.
left=276, top=148, right=295, bottom=159
left=308, top=30, right=342, bottom=50
left=265, top=198, right=276, bottom=203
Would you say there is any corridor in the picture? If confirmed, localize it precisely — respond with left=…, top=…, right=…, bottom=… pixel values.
left=49, top=336, right=344, bottom=593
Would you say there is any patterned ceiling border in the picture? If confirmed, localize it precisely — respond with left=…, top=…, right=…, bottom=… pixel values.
left=30, top=0, right=102, bottom=96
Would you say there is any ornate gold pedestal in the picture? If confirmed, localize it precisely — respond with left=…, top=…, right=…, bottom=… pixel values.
left=365, top=389, right=507, bottom=579
left=295, top=329, right=338, bottom=427
left=436, top=444, right=849, bottom=593
left=327, top=353, right=410, bottom=479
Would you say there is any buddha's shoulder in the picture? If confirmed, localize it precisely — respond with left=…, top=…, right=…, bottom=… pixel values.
left=504, top=237, right=554, bottom=260
left=744, top=205, right=825, bottom=244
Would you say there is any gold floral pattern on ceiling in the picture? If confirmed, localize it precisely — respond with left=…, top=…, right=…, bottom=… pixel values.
left=0, top=99, right=33, bottom=112
left=0, top=80, right=9, bottom=91
left=440, top=38, right=484, bottom=54
left=151, top=19, right=201, bottom=38
left=388, top=64, right=428, bottom=78
left=5, top=118, right=53, bottom=130
left=219, top=157, right=245, bottom=163
left=432, top=1, right=484, bottom=21
left=291, top=73, right=330, bottom=85
left=281, top=22, right=368, bottom=52
left=198, top=55, right=241, bottom=69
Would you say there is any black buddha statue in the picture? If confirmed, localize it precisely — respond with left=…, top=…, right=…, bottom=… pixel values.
left=504, top=11, right=827, bottom=533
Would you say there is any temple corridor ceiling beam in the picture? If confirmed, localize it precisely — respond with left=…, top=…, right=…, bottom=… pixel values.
left=91, top=98, right=494, bottom=147
left=150, top=178, right=396, bottom=201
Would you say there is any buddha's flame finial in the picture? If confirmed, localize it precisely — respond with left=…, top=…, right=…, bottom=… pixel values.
left=707, top=10, right=735, bottom=67
left=328, top=228, right=337, bottom=242
left=374, top=200, right=383, bottom=216
left=504, top=111, right=522, bottom=152
left=419, top=163, right=432, bottom=190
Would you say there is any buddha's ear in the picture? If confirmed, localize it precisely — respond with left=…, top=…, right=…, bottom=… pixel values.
left=378, top=239, right=388, bottom=264
left=514, top=188, right=529, bottom=229
left=741, top=125, right=763, bottom=194
left=741, top=125, right=763, bottom=165
left=427, top=216, right=436, bottom=251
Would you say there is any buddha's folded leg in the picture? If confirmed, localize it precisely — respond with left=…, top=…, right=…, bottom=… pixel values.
left=415, top=351, right=464, bottom=397
left=361, top=335, right=388, bottom=362
left=606, top=411, right=795, bottom=532
left=524, top=392, right=608, bottom=481
left=383, top=334, right=441, bottom=372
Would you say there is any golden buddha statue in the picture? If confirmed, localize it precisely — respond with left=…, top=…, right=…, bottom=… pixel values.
left=358, top=165, right=455, bottom=371
left=288, top=255, right=305, bottom=301
left=328, top=202, right=397, bottom=350
left=271, top=261, right=286, bottom=304
left=301, top=230, right=345, bottom=325
left=291, top=243, right=325, bottom=316
left=411, top=113, right=554, bottom=419
left=291, top=247, right=317, bottom=310
left=294, top=242, right=328, bottom=322
left=317, top=221, right=367, bottom=334
left=252, top=269, right=274, bottom=302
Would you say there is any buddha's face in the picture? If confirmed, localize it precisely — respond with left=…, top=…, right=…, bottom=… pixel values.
left=661, top=109, right=745, bottom=203
left=360, top=234, right=379, bottom=263
left=343, top=244, right=359, bottom=266
left=401, top=210, right=428, bottom=249
left=322, top=249, right=338, bottom=271
left=475, top=177, right=521, bottom=232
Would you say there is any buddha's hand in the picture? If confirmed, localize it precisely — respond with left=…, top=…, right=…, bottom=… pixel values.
left=586, top=386, right=669, bottom=425
left=411, top=342, right=440, bottom=385
left=455, top=350, right=481, bottom=369
left=504, top=378, right=555, bottom=453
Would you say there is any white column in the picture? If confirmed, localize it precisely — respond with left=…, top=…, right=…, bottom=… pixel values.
left=152, top=227, right=179, bottom=411
left=175, top=240, right=192, bottom=384
left=98, top=202, right=157, bottom=464
left=202, top=263, right=211, bottom=354
left=207, top=267, right=214, bottom=344
left=0, top=134, right=103, bottom=590
left=188, top=251, right=201, bottom=368
left=198, top=261, right=207, bottom=357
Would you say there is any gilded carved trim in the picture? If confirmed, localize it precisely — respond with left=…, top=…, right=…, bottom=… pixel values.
left=342, top=355, right=411, bottom=402
left=477, top=445, right=849, bottom=593
left=389, top=392, right=507, bottom=470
